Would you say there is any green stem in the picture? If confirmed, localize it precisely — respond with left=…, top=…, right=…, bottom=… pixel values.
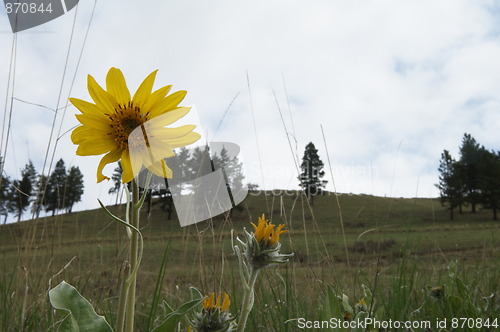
left=125, top=180, right=140, bottom=332
left=116, top=262, right=130, bottom=332
left=237, top=268, right=260, bottom=332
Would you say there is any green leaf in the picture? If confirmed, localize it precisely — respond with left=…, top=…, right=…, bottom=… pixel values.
left=152, top=297, right=204, bottom=332
left=49, top=281, right=113, bottom=332
left=352, top=311, right=369, bottom=332
left=342, top=294, right=353, bottom=315
left=361, top=284, right=372, bottom=301
left=321, top=286, right=341, bottom=319
left=190, top=287, right=204, bottom=311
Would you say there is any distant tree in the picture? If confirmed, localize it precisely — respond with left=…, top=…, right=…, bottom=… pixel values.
left=8, top=161, right=37, bottom=221
left=0, top=173, right=10, bottom=224
left=458, top=133, right=484, bottom=213
left=247, top=183, right=259, bottom=192
left=149, top=147, right=191, bottom=219
left=298, top=142, right=327, bottom=206
left=212, top=146, right=246, bottom=205
left=436, top=150, right=464, bottom=220
left=109, top=161, right=123, bottom=205
left=477, top=150, right=500, bottom=220
left=188, top=146, right=212, bottom=179
left=46, top=159, right=67, bottom=216
left=65, top=166, right=84, bottom=213
left=32, top=174, right=50, bottom=218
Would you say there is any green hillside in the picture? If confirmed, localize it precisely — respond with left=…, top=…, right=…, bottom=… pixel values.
left=1, top=191, right=499, bottom=331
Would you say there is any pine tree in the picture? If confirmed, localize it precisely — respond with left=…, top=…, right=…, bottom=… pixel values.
left=32, top=174, right=50, bottom=218
left=458, top=133, right=483, bottom=213
left=477, top=150, right=500, bottom=220
left=8, top=161, right=37, bottom=221
left=436, top=150, right=464, bottom=220
left=212, top=146, right=246, bottom=205
left=298, top=142, right=327, bottom=205
left=65, top=166, right=84, bottom=213
left=46, top=159, right=67, bottom=216
left=0, top=174, right=10, bottom=224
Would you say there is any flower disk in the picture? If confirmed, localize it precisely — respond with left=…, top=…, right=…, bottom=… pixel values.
left=70, top=67, right=200, bottom=183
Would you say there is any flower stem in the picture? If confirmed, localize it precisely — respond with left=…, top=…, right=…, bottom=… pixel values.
left=125, top=180, right=140, bottom=332
left=116, top=262, right=130, bottom=332
left=237, top=268, right=260, bottom=332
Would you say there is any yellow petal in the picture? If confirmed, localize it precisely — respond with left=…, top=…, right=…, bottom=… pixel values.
left=140, top=141, right=176, bottom=163
left=71, top=126, right=105, bottom=143
left=143, top=85, right=172, bottom=112
left=203, top=293, right=215, bottom=310
left=76, top=139, right=115, bottom=156
left=120, top=149, right=142, bottom=184
left=146, top=107, right=191, bottom=128
left=148, top=90, right=187, bottom=118
left=221, top=293, right=230, bottom=311
left=133, top=70, right=157, bottom=106
left=106, top=68, right=131, bottom=103
left=88, top=74, right=117, bottom=111
left=75, top=114, right=111, bottom=131
left=69, top=98, right=109, bottom=117
left=96, top=149, right=122, bottom=182
left=147, top=159, right=173, bottom=179
left=215, top=293, right=222, bottom=307
left=161, top=132, right=201, bottom=149
left=153, top=124, right=195, bottom=138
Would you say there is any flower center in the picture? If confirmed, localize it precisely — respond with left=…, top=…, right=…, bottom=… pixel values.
left=109, top=103, right=148, bottom=150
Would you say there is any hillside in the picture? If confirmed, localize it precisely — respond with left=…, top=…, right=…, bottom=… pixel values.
left=1, top=191, right=499, bottom=331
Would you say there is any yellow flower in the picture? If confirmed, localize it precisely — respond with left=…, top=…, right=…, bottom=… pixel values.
left=192, top=292, right=236, bottom=331
left=202, top=292, right=231, bottom=312
left=70, top=67, right=200, bottom=183
left=251, top=214, right=288, bottom=248
left=355, top=298, right=367, bottom=312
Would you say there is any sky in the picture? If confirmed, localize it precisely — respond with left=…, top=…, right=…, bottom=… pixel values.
left=2, top=0, right=500, bottom=220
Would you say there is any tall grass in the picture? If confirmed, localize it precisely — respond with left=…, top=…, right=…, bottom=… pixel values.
left=0, top=192, right=499, bottom=331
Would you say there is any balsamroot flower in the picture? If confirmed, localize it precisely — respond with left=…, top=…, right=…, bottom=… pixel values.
left=70, top=67, right=200, bottom=183
left=233, top=214, right=293, bottom=332
left=241, top=214, right=293, bottom=270
left=191, top=292, right=236, bottom=332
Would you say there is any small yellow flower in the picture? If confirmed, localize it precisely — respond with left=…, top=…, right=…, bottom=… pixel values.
left=251, top=214, right=288, bottom=248
left=192, top=292, right=236, bottom=331
left=238, top=214, right=293, bottom=270
left=70, top=67, right=200, bottom=183
left=355, top=298, right=367, bottom=312
left=430, top=285, right=445, bottom=299
left=202, top=292, right=231, bottom=312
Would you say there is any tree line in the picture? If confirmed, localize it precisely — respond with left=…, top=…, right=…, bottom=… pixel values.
left=437, top=133, right=500, bottom=220
left=0, top=158, right=84, bottom=223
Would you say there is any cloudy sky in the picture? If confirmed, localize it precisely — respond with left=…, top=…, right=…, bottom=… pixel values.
left=2, top=0, right=500, bottom=219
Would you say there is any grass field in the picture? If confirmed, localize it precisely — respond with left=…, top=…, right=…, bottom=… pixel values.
left=1, top=191, right=499, bottom=331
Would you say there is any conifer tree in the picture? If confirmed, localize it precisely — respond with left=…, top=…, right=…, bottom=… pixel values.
left=32, top=174, right=50, bottom=218
left=478, top=150, right=500, bottom=220
left=458, top=133, right=483, bottom=213
left=436, top=150, right=464, bottom=220
left=65, top=166, right=84, bottom=213
left=298, top=142, right=327, bottom=205
left=8, top=160, right=37, bottom=221
left=46, top=159, right=67, bottom=216
left=0, top=173, right=10, bottom=224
